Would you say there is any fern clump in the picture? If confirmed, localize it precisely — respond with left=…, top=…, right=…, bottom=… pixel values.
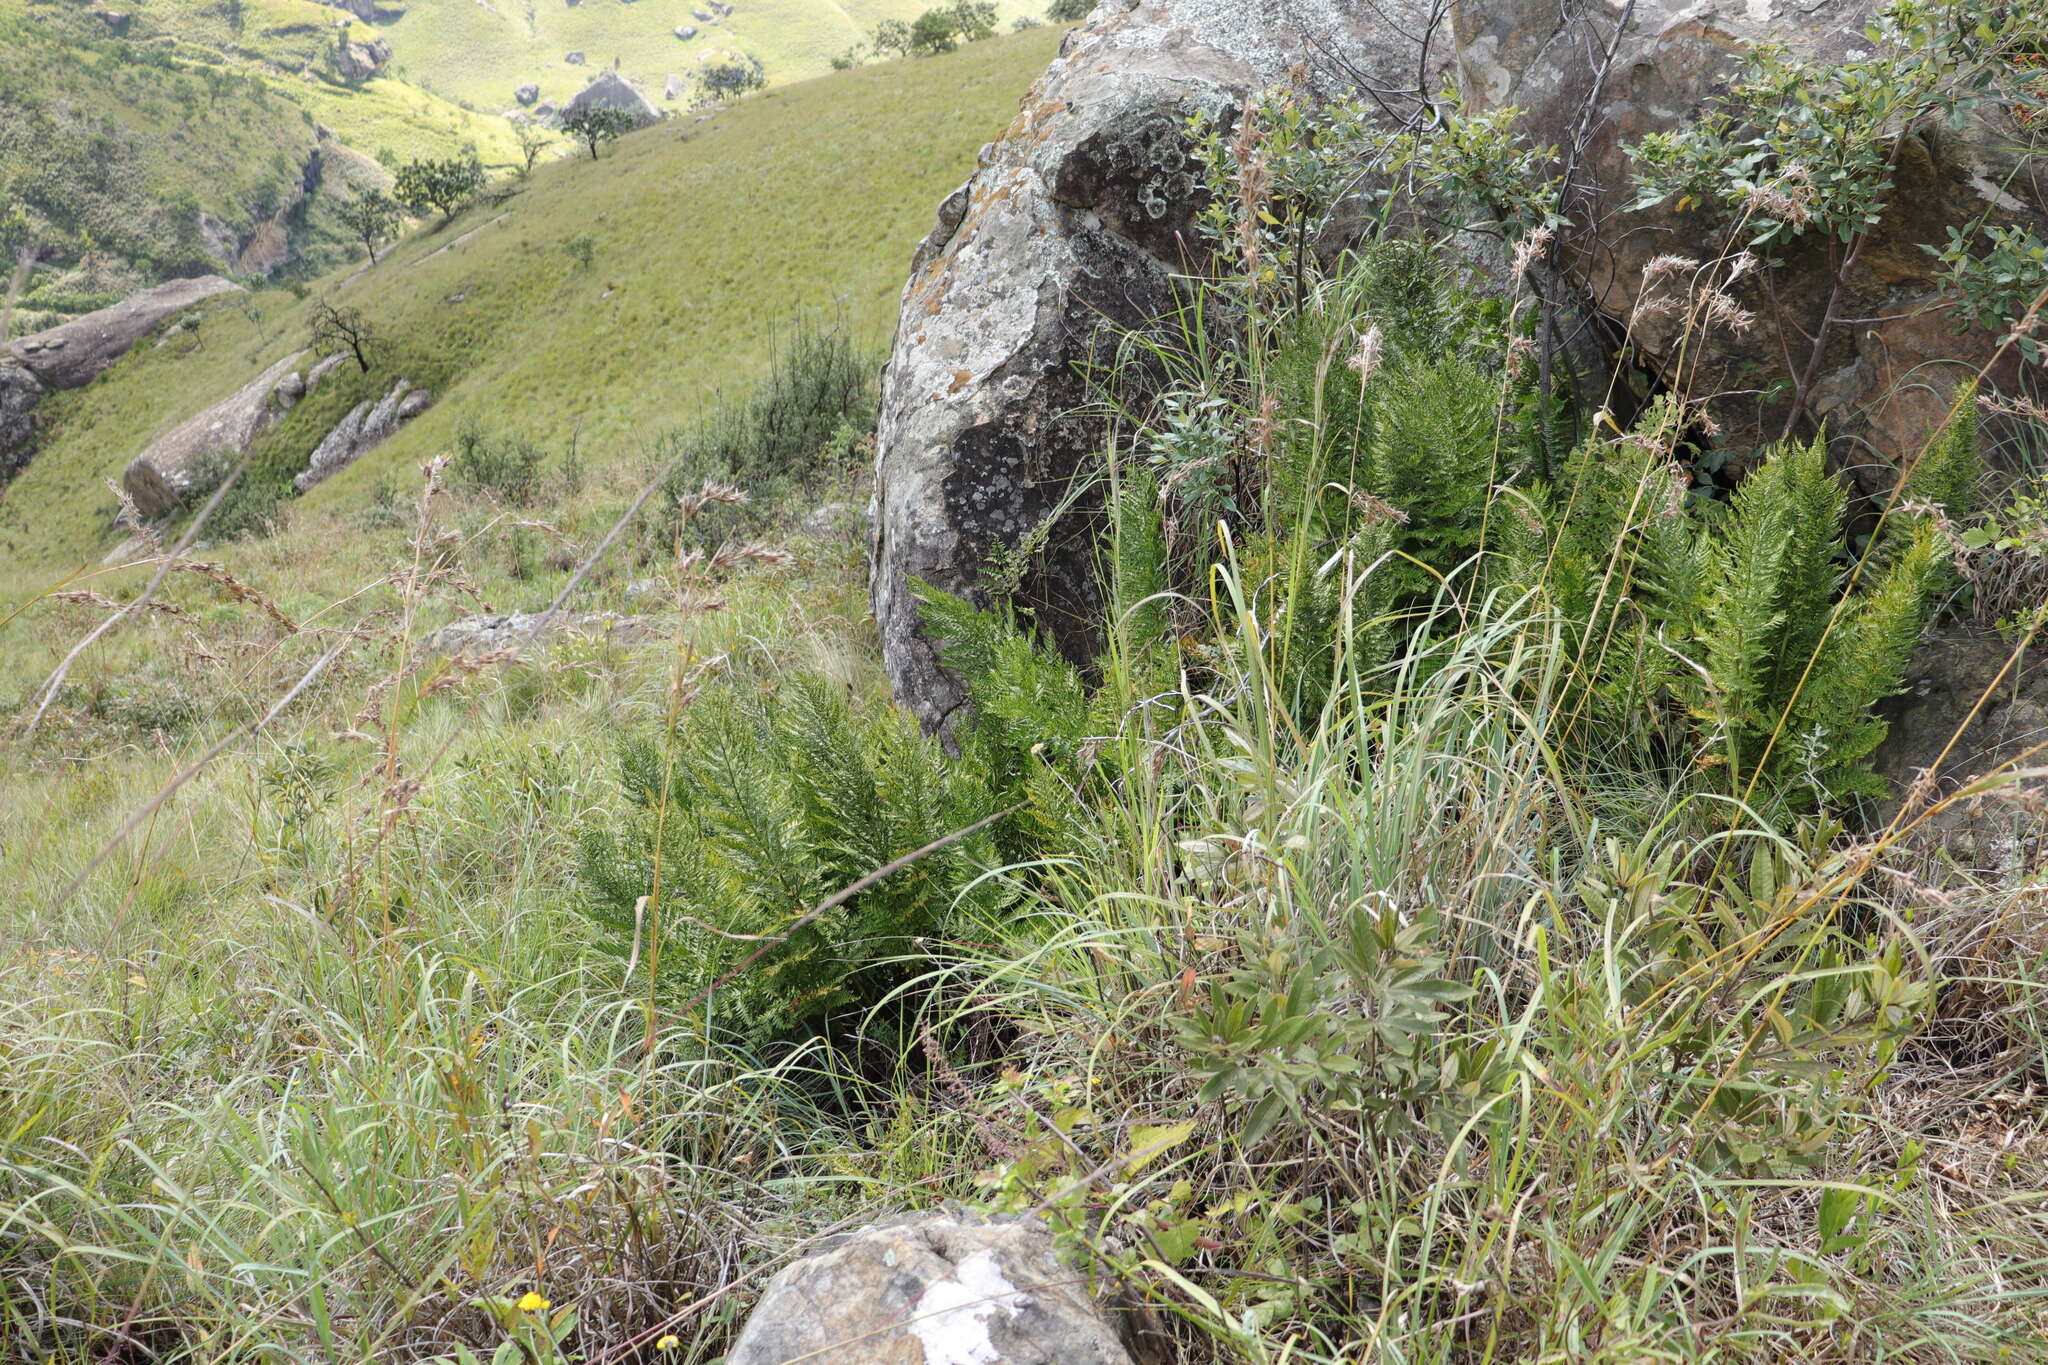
left=578, top=672, right=1006, bottom=1044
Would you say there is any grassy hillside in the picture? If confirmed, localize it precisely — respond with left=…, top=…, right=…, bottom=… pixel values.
left=338, top=0, right=1042, bottom=113
left=0, top=25, right=1065, bottom=570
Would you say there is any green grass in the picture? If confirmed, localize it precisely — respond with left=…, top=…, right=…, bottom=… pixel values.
left=0, top=25, right=1064, bottom=571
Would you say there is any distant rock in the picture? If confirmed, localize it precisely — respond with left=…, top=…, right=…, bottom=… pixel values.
left=515, top=81, right=540, bottom=104
left=0, top=361, right=46, bottom=480
left=425, top=611, right=662, bottom=654
left=558, top=69, right=662, bottom=128
left=674, top=25, right=697, bottom=39
left=123, top=352, right=320, bottom=517
left=800, top=500, right=865, bottom=538
left=334, top=37, right=391, bottom=82
left=727, top=1209, right=1132, bottom=1365
left=664, top=72, right=685, bottom=99
left=94, top=10, right=131, bottom=34
left=295, top=378, right=432, bottom=492
left=8, top=276, right=241, bottom=391
left=564, top=50, right=586, bottom=65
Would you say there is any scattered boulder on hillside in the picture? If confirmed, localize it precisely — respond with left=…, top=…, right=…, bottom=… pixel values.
left=674, top=25, right=697, bottom=39
left=425, top=611, right=661, bottom=654
left=867, top=0, right=1440, bottom=734
left=334, top=36, right=392, bottom=83
left=664, top=72, right=685, bottom=100
left=94, top=10, right=132, bottom=34
left=313, top=0, right=397, bottom=20
left=515, top=81, right=540, bottom=104
left=1451, top=0, right=2048, bottom=484
left=7, top=276, right=241, bottom=391
left=565, top=50, right=586, bottom=65
left=728, top=1209, right=1132, bottom=1365
left=122, top=351, right=350, bottom=517
left=295, top=379, right=432, bottom=492
left=0, top=361, right=46, bottom=480
left=558, top=69, right=663, bottom=128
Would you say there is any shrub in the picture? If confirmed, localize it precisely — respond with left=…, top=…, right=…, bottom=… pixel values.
left=451, top=420, right=550, bottom=505
left=1046, top=0, right=1093, bottom=18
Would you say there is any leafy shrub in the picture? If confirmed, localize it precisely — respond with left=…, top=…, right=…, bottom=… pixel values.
left=652, top=321, right=876, bottom=542
left=451, top=420, right=550, bottom=505
left=578, top=673, right=1007, bottom=1043
left=1046, top=0, right=1093, bottom=19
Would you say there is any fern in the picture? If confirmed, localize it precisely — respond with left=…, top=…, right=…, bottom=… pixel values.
left=577, top=672, right=1004, bottom=1044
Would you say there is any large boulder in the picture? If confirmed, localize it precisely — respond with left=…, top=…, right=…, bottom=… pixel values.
left=7, top=276, right=242, bottom=391
left=0, top=360, right=46, bottom=481
left=727, top=1209, right=1132, bottom=1365
left=558, top=69, right=663, bottom=127
left=868, top=0, right=1437, bottom=734
left=1449, top=0, right=2048, bottom=481
left=121, top=351, right=340, bottom=517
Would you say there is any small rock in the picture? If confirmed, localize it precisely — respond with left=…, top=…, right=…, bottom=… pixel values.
left=728, top=1210, right=1132, bottom=1365
left=395, top=389, right=432, bottom=420
left=800, top=500, right=865, bottom=538
left=426, top=611, right=662, bottom=654
left=665, top=72, right=685, bottom=99
left=515, top=82, right=540, bottom=104
left=94, top=10, right=131, bottom=34
left=565, top=50, right=586, bottom=64
left=674, top=25, right=697, bottom=39
left=274, top=371, right=307, bottom=408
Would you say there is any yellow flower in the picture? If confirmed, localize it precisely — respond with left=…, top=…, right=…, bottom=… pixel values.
left=656, top=1336, right=681, bottom=1351
left=516, top=1291, right=550, bottom=1313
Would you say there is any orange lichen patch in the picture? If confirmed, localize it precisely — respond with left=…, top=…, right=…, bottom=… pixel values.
left=948, top=369, right=973, bottom=394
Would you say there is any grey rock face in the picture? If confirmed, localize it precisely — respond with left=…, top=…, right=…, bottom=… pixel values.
left=558, top=69, right=663, bottom=127
left=8, top=276, right=242, bottom=390
left=295, top=379, right=431, bottom=491
left=868, top=0, right=1436, bottom=734
left=1451, top=0, right=2047, bottom=482
left=123, top=351, right=309, bottom=516
left=0, top=360, right=46, bottom=480
left=727, top=1209, right=1132, bottom=1365
left=335, top=37, right=392, bottom=83
left=516, top=81, right=541, bottom=104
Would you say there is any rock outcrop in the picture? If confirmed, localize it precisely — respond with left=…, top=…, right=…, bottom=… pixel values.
left=1450, top=0, right=2047, bottom=483
left=727, top=1209, right=1132, bottom=1365
left=558, top=69, right=663, bottom=127
left=516, top=81, right=540, bottom=105
left=121, top=352, right=351, bottom=516
left=868, top=0, right=1436, bottom=734
left=334, top=36, right=392, bottom=83
left=2, top=275, right=243, bottom=478
left=8, top=276, right=241, bottom=391
left=294, top=378, right=431, bottom=491
left=0, top=362, right=46, bottom=481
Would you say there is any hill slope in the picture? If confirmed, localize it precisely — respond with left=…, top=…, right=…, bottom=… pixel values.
left=0, top=26, right=1064, bottom=570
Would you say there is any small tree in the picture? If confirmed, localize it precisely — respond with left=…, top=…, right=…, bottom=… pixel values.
left=310, top=300, right=378, bottom=373
left=695, top=53, right=766, bottom=102
left=1046, top=0, right=1093, bottom=19
left=909, top=9, right=959, bottom=55
left=392, top=152, right=486, bottom=221
left=560, top=105, right=634, bottom=160
left=870, top=19, right=911, bottom=58
left=947, top=0, right=997, bottom=39
left=336, top=188, right=400, bottom=264
left=511, top=120, right=555, bottom=176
